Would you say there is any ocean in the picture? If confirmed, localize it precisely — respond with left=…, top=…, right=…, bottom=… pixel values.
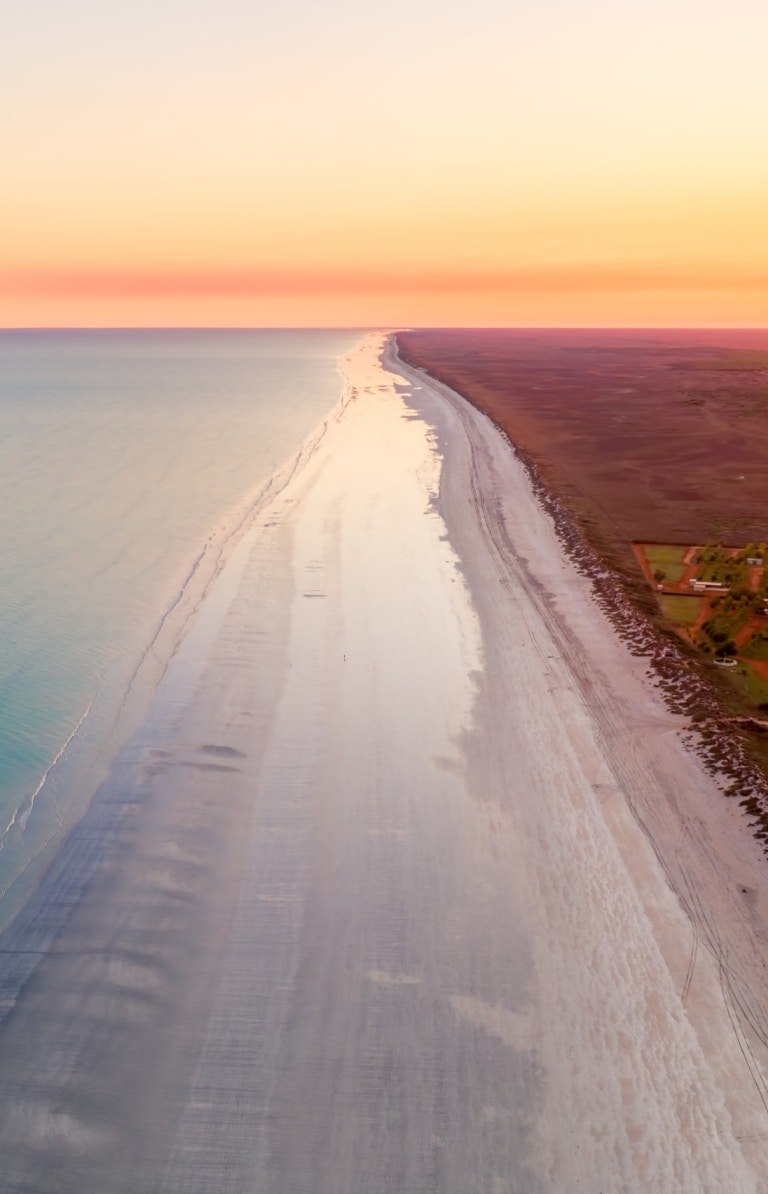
left=0, top=328, right=363, bottom=927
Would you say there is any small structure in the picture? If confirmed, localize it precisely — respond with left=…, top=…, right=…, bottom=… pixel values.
left=747, top=556, right=764, bottom=566
left=689, top=579, right=729, bottom=592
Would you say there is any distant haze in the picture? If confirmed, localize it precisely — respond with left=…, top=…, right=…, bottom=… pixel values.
left=2, top=0, right=767, bottom=326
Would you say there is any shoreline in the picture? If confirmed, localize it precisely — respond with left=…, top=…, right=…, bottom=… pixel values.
left=0, top=332, right=767, bottom=1187
left=389, top=334, right=768, bottom=1179
left=394, top=332, right=768, bottom=836
left=0, top=340, right=362, bottom=934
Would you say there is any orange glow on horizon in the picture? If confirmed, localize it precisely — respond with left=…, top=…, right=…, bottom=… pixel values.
left=4, top=0, right=768, bottom=328
left=1, top=262, right=766, bottom=329
left=2, top=283, right=766, bottom=331
left=3, top=263, right=768, bottom=297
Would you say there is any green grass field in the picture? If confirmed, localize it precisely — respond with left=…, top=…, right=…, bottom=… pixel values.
left=659, top=594, right=702, bottom=626
left=731, top=664, right=768, bottom=707
left=644, top=543, right=688, bottom=583
left=741, top=633, right=768, bottom=661
left=698, top=559, right=747, bottom=585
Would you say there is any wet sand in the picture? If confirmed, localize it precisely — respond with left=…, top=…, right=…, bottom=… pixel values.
left=0, top=334, right=767, bottom=1191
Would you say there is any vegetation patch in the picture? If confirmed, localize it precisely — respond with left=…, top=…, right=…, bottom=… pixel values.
left=731, top=664, right=768, bottom=709
left=660, top=594, right=703, bottom=625
left=631, top=540, right=768, bottom=691
left=742, top=633, right=768, bottom=662
left=644, top=543, right=687, bottom=583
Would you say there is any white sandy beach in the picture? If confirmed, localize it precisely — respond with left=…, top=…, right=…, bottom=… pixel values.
left=0, top=333, right=767, bottom=1191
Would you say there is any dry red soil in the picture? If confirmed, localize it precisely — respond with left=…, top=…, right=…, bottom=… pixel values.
left=398, top=329, right=768, bottom=554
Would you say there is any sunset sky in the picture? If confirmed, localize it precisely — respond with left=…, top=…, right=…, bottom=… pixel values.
left=3, top=0, right=767, bottom=326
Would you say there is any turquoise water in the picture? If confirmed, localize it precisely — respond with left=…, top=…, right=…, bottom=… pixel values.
left=0, top=329, right=363, bottom=921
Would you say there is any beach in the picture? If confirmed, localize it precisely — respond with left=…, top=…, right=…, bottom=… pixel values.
left=0, top=332, right=767, bottom=1191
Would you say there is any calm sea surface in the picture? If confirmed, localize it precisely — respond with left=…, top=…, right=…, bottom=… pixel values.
left=0, top=329, right=363, bottom=923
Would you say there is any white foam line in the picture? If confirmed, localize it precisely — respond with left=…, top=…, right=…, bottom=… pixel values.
left=0, top=698, right=93, bottom=875
left=0, top=337, right=369, bottom=900
left=115, top=341, right=365, bottom=713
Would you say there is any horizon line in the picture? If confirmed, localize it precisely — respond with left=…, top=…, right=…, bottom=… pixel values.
left=1, top=324, right=767, bottom=333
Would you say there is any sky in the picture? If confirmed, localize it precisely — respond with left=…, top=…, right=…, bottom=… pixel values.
left=2, top=0, right=767, bottom=326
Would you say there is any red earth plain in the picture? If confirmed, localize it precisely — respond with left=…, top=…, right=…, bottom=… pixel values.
left=397, top=329, right=768, bottom=554
left=397, top=329, right=768, bottom=738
